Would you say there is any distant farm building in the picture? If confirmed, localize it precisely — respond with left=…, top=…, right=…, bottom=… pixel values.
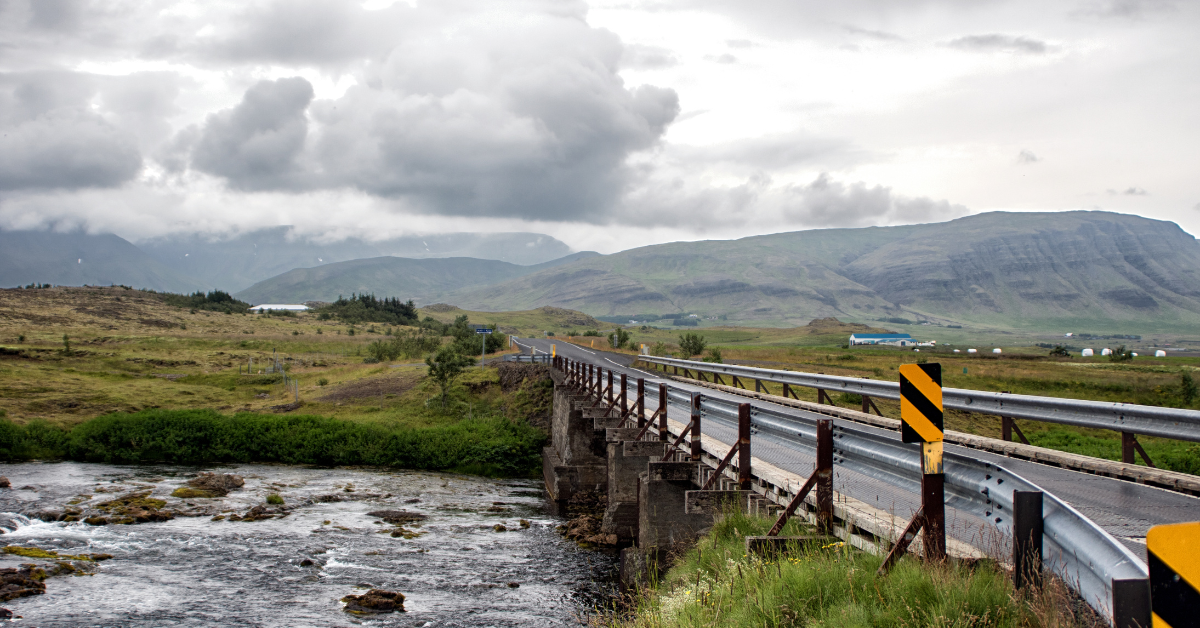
left=250, top=304, right=310, bottom=312
left=849, top=333, right=914, bottom=347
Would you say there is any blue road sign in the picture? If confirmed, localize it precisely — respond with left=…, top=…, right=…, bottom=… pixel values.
left=475, top=328, right=493, bottom=334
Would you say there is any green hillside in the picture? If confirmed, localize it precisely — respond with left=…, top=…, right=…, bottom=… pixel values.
left=444, top=211, right=1200, bottom=333
left=234, top=252, right=599, bottom=304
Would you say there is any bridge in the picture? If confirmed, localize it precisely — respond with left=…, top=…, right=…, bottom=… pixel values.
left=513, top=337, right=1200, bottom=628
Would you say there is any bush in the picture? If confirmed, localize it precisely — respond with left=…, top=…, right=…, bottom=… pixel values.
left=678, top=333, right=707, bottom=359
left=318, top=378, right=329, bottom=387
left=316, top=294, right=418, bottom=325
left=1181, top=372, right=1197, bottom=406
left=701, top=347, right=722, bottom=363
left=1049, top=345, right=1071, bottom=357
left=609, top=328, right=631, bottom=349
left=0, top=409, right=545, bottom=475
left=366, top=331, right=443, bottom=362
left=266, top=493, right=284, bottom=505
left=1109, top=345, right=1134, bottom=362
left=582, top=330, right=602, bottom=337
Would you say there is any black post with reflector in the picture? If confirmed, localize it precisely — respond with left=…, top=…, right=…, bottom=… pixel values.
left=1148, top=521, right=1199, bottom=628
left=899, top=363, right=945, bottom=561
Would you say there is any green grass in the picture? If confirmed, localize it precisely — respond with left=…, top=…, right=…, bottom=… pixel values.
left=620, top=511, right=1099, bottom=628
left=0, top=407, right=545, bottom=476
left=1027, top=427, right=1200, bottom=475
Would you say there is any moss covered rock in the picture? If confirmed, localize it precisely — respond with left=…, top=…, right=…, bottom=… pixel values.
left=341, top=589, right=405, bottom=614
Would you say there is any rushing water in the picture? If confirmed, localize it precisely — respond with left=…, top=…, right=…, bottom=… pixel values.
left=0, top=462, right=617, bottom=627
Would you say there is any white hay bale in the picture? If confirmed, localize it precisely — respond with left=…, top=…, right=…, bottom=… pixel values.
left=967, top=348, right=977, bottom=354
left=992, top=348, right=1002, bottom=354
left=1081, top=348, right=1094, bottom=357
left=1101, top=348, right=1112, bottom=356
left=1155, top=350, right=1167, bottom=357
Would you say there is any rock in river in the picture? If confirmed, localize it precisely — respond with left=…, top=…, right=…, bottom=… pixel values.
left=182, top=473, right=245, bottom=498
left=0, top=566, right=46, bottom=601
left=341, top=589, right=406, bottom=614
left=365, top=510, right=427, bottom=525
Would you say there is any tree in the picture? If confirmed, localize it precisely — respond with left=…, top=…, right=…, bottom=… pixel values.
left=1182, top=372, right=1197, bottom=406
left=609, top=328, right=630, bottom=349
left=1049, top=344, right=1070, bottom=357
left=678, top=333, right=707, bottom=359
left=1109, top=345, right=1134, bottom=362
left=702, top=347, right=723, bottom=363
left=425, top=346, right=476, bottom=410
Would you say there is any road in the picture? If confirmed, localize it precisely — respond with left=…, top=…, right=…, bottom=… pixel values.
left=514, top=337, right=1200, bottom=560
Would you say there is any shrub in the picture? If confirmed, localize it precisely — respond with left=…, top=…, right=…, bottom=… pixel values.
left=1049, top=345, right=1071, bottom=357
left=266, top=493, right=284, bottom=505
left=1182, top=372, right=1197, bottom=406
left=1109, top=345, right=1134, bottom=362
left=608, top=328, right=630, bottom=349
left=701, top=347, right=722, bottom=363
left=678, top=333, right=707, bottom=359
left=318, top=378, right=329, bottom=387
left=582, top=330, right=602, bottom=337
left=426, top=346, right=477, bottom=410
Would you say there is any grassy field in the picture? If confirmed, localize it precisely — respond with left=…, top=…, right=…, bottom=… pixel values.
left=616, top=510, right=1102, bottom=628
left=0, top=287, right=593, bottom=428
left=628, top=337, right=1200, bottom=474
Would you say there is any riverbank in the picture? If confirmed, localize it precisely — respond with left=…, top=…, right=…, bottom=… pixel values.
left=614, top=510, right=1104, bottom=628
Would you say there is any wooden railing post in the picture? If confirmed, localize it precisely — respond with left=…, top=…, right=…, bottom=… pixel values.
left=816, top=419, right=833, bottom=534
left=738, top=403, right=752, bottom=491
left=620, top=373, right=628, bottom=419
left=658, top=384, right=668, bottom=442
left=637, top=378, right=645, bottom=428
left=691, top=393, right=702, bottom=461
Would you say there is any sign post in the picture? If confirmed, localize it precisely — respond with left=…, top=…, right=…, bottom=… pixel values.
left=475, top=327, right=493, bottom=365
left=1148, top=521, right=1200, bottom=628
left=900, top=362, right=945, bottom=560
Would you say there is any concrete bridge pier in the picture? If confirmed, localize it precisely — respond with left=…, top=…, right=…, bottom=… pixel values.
left=602, top=430, right=666, bottom=542
left=543, top=370, right=608, bottom=501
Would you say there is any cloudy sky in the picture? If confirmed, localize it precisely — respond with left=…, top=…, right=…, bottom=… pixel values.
left=1, top=0, right=1197, bottom=253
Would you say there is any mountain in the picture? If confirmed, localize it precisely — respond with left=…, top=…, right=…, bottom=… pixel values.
left=138, top=228, right=574, bottom=293
left=233, top=251, right=600, bottom=304
left=438, top=211, right=1200, bottom=331
left=0, top=230, right=206, bottom=293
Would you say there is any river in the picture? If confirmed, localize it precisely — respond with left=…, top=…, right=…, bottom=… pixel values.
left=0, top=462, right=617, bottom=627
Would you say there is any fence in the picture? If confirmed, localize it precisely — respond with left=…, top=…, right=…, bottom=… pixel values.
left=638, top=355, right=1200, bottom=466
left=557, top=355, right=1153, bottom=627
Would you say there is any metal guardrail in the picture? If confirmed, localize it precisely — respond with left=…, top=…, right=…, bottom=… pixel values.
left=571, top=359, right=1150, bottom=625
left=641, top=356, right=1200, bottom=443
left=504, top=353, right=551, bottom=364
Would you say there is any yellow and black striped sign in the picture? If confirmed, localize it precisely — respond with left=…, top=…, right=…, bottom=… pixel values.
left=1149, top=521, right=1200, bottom=628
left=899, top=363, right=943, bottom=444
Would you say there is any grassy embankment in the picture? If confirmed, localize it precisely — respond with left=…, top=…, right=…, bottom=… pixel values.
left=618, top=510, right=1102, bottom=628
left=558, top=320, right=1200, bottom=474
left=0, top=287, right=561, bottom=475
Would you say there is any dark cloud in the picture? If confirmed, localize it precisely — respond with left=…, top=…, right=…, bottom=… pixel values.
left=28, top=0, right=82, bottom=31
left=0, top=109, right=142, bottom=190
left=179, top=6, right=679, bottom=223
left=0, top=70, right=147, bottom=191
left=782, top=173, right=966, bottom=227
left=947, top=34, right=1049, bottom=54
left=842, top=25, right=904, bottom=41
left=621, top=44, right=680, bottom=69
left=1017, top=150, right=1039, bottom=163
left=191, top=78, right=314, bottom=190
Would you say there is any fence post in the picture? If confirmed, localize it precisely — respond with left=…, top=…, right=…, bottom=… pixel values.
left=608, top=369, right=614, bottom=407
left=659, top=384, right=668, bottom=442
left=1002, top=417, right=1013, bottom=442
left=738, top=403, right=752, bottom=491
left=620, top=373, right=628, bottom=419
left=817, top=419, right=833, bottom=534
left=637, top=378, right=645, bottom=428
left=1013, top=491, right=1043, bottom=590
left=1121, top=431, right=1135, bottom=464
left=691, top=393, right=702, bottom=461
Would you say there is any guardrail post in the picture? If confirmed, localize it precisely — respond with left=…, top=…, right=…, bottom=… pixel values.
left=659, top=384, right=668, bottom=442
left=817, top=419, right=833, bottom=534
left=1002, top=417, right=1012, bottom=442
left=1013, top=491, right=1043, bottom=590
left=608, top=369, right=614, bottom=407
left=738, top=403, right=752, bottom=491
left=637, top=378, right=645, bottom=428
left=691, top=393, right=702, bottom=461
left=621, top=373, right=628, bottom=419
left=1122, top=432, right=1137, bottom=465
left=1112, top=579, right=1151, bottom=628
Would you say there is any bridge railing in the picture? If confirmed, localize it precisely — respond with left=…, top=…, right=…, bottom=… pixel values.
left=638, top=356, right=1200, bottom=459
left=558, top=355, right=1152, bottom=627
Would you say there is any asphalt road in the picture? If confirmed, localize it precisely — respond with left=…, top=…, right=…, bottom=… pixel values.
left=513, top=337, right=1200, bottom=560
